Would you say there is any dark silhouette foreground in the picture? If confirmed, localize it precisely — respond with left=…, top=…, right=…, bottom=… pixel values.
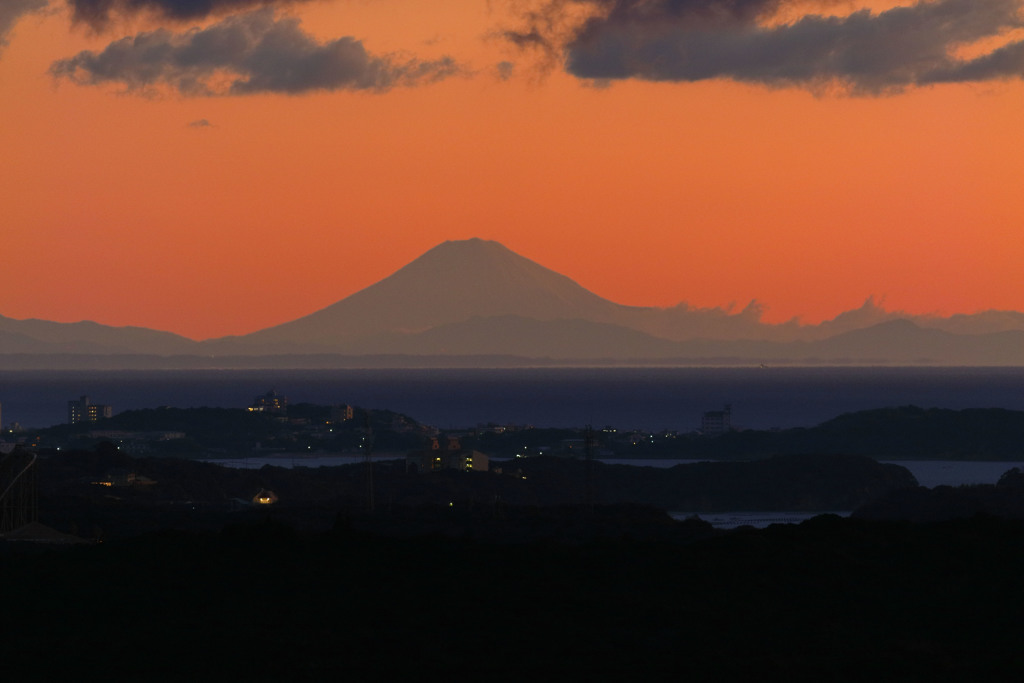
left=2, top=512, right=1023, bottom=680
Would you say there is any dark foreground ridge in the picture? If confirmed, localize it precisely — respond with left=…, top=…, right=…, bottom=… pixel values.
left=29, top=447, right=915, bottom=539
left=6, top=443, right=1024, bottom=678
left=3, top=514, right=1024, bottom=679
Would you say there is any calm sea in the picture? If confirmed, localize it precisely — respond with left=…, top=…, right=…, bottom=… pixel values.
left=1, top=366, right=1023, bottom=431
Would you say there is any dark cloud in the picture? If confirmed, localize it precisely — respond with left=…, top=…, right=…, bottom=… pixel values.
left=577, top=0, right=784, bottom=27
left=67, top=0, right=314, bottom=30
left=496, top=60, right=516, bottom=80
left=1, top=0, right=48, bottom=52
left=187, top=117, right=212, bottom=126
left=502, top=27, right=550, bottom=50
left=508, top=0, right=1024, bottom=93
left=50, top=8, right=462, bottom=95
left=500, top=0, right=592, bottom=61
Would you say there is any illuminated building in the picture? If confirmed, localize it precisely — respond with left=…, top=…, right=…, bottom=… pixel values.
left=248, top=389, right=287, bottom=414
left=701, top=404, right=732, bottom=436
left=406, top=435, right=489, bottom=473
left=330, top=404, right=354, bottom=423
left=67, top=396, right=113, bottom=425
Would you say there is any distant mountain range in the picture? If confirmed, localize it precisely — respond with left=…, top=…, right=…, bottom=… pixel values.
left=4, top=238, right=1024, bottom=367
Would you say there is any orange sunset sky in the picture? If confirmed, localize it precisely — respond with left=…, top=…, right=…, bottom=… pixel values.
left=3, top=0, right=1024, bottom=340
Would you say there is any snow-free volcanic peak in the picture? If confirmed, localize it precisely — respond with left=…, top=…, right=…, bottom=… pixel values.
left=233, top=238, right=627, bottom=348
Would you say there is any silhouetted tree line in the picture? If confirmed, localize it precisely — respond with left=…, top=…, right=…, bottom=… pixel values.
left=29, top=404, right=1024, bottom=461
left=33, top=404, right=430, bottom=455
left=460, top=406, right=1024, bottom=460
left=853, top=468, right=1024, bottom=522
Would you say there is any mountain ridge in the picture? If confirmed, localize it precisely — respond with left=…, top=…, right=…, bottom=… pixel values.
left=216, top=238, right=634, bottom=349
left=4, top=239, right=1024, bottom=365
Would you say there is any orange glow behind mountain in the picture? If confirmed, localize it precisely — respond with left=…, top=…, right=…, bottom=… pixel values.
left=3, top=2, right=1024, bottom=340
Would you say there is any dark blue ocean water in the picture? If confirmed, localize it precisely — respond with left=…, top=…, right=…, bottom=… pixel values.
left=2, top=366, right=1023, bottom=431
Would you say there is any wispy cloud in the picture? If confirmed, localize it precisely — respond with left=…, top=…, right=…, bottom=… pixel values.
left=66, top=0, right=315, bottom=30
left=505, top=0, right=1024, bottom=94
left=187, top=118, right=212, bottom=127
left=51, top=8, right=462, bottom=96
left=1, top=0, right=48, bottom=54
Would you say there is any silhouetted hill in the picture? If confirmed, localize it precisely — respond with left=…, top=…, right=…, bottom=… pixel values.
left=31, top=447, right=915, bottom=541
left=776, top=406, right=1024, bottom=460
left=508, top=453, right=915, bottom=512
left=852, top=468, right=1024, bottom=522
left=854, top=484, right=1024, bottom=523
left=595, top=406, right=1024, bottom=461
left=34, top=404, right=431, bottom=456
left=30, top=404, right=1024, bottom=462
left=814, top=319, right=1024, bottom=364
left=0, top=315, right=198, bottom=355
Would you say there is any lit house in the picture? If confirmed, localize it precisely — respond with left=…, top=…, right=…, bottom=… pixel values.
left=252, top=489, right=279, bottom=505
left=68, top=396, right=113, bottom=425
left=92, top=469, right=156, bottom=488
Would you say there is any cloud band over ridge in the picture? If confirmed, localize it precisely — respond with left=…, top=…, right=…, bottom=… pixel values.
left=51, top=8, right=461, bottom=95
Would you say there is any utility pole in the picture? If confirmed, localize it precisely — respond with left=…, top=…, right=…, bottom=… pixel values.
left=363, top=413, right=375, bottom=514
left=584, top=424, right=595, bottom=511
left=0, top=450, right=37, bottom=534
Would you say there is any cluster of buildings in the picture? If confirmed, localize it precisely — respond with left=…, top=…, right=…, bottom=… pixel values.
left=247, top=389, right=288, bottom=414
left=4, top=389, right=735, bottom=472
